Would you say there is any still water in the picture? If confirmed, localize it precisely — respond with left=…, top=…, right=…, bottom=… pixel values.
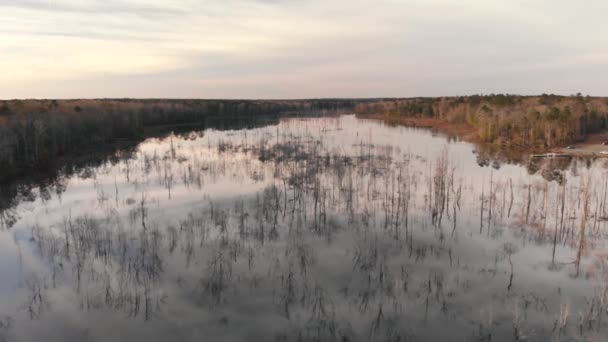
left=1, top=115, right=607, bottom=341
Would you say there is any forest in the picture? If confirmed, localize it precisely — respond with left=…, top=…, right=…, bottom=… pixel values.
left=3, top=95, right=608, bottom=185
left=0, top=98, right=368, bottom=183
left=355, top=94, right=608, bottom=149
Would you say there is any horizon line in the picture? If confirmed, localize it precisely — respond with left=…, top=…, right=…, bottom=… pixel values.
left=0, top=93, right=600, bottom=102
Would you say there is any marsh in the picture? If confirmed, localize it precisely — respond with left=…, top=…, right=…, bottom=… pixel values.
left=1, top=115, right=607, bottom=342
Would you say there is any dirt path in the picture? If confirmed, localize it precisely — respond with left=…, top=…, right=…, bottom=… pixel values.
left=553, top=132, right=608, bottom=157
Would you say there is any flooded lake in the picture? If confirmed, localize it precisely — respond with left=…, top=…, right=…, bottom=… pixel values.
left=1, top=115, right=608, bottom=341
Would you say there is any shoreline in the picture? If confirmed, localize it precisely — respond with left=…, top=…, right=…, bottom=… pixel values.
left=359, top=114, right=608, bottom=159
left=547, top=132, right=608, bottom=158
left=360, top=113, right=479, bottom=142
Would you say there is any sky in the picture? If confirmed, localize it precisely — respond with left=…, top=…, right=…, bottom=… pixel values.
left=1, top=0, right=607, bottom=99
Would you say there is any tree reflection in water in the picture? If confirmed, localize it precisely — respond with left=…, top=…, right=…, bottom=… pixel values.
left=0, top=115, right=607, bottom=341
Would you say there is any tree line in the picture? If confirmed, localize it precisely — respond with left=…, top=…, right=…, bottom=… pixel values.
left=355, top=94, right=608, bottom=148
left=0, top=98, right=365, bottom=183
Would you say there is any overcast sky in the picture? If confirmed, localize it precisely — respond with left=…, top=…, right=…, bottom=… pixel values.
left=1, top=0, right=607, bottom=99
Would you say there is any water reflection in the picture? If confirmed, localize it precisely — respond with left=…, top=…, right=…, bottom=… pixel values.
left=0, top=115, right=607, bottom=341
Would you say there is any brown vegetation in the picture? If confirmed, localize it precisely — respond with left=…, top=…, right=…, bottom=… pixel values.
left=355, top=94, right=608, bottom=149
left=368, top=113, right=478, bottom=141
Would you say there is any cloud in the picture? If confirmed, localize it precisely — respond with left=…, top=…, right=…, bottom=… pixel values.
left=1, top=0, right=607, bottom=98
left=0, top=0, right=187, bottom=17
